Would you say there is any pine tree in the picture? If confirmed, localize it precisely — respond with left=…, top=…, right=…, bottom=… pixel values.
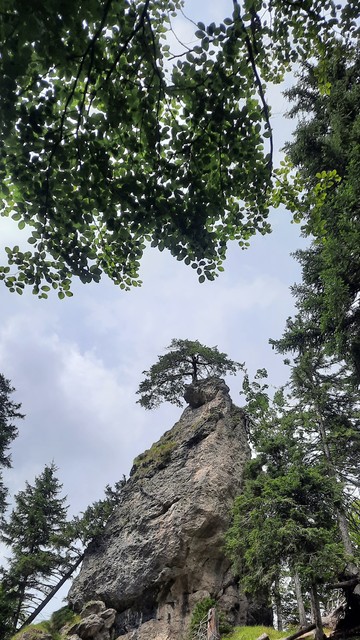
left=277, top=45, right=360, bottom=380
left=137, top=338, right=241, bottom=409
left=18, top=476, right=126, bottom=630
left=0, top=373, right=23, bottom=516
left=0, top=462, right=69, bottom=632
left=68, top=476, right=126, bottom=548
left=288, top=350, right=359, bottom=564
left=226, top=370, right=348, bottom=639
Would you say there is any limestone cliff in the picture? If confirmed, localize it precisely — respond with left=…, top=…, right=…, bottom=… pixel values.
left=68, top=377, right=270, bottom=639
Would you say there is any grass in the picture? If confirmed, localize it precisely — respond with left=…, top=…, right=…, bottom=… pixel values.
left=223, top=626, right=290, bottom=640
left=11, top=621, right=53, bottom=639
left=11, top=607, right=80, bottom=640
left=131, top=439, right=177, bottom=477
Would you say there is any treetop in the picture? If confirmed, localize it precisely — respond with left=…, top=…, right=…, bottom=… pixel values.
left=136, top=338, right=242, bottom=409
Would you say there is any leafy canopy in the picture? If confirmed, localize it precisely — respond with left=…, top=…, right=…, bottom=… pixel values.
left=136, top=338, right=241, bottom=409
left=0, top=1, right=359, bottom=297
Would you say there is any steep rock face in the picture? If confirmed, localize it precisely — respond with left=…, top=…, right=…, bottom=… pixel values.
left=68, top=378, right=260, bottom=639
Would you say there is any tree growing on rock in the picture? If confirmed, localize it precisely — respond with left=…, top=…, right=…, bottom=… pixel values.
left=136, top=339, right=241, bottom=409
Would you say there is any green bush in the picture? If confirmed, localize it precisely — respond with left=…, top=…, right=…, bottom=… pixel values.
left=11, top=607, right=79, bottom=640
left=189, top=597, right=216, bottom=638
left=50, top=606, right=78, bottom=631
left=189, top=597, right=233, bottom=638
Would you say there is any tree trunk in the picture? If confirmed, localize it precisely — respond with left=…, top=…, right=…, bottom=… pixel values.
left=310, top=383, right=358, bottom=579
left=310, top=583, right=325, bottom=640
left=191, top=356, right=198, bottom=383
left=283, top=623, right=316, bottom=640
left=207, top=607, right=220, bottom=640
left=12, top=580, right=27, bottom=633
left=337, top=511, right=353, bottom=557
left=274, top=575, right=283, bottom=631
left=293, top=570, right=307, bottom=628
left=18, top=553, right=84, bottom=631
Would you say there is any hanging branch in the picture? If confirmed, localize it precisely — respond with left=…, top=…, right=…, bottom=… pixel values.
left=233, top=1, right=273, bottom=175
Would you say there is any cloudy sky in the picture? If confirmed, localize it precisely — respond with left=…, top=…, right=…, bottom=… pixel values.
left=0, top=0, right=307, bottom=616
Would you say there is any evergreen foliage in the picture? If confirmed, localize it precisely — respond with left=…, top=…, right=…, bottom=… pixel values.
left=189, top=597, right=216, bottom=639
left=272, top=45, right=360, bottom=381
left=0, top=463, right=69, bottom=633
left=0, top=582, right=18, bottom=640
left=0, top=374, right=23, bottom=516
left=136, top=338, right=241, bottom=409
left=0, top=2, right=359, bottom=296
left=0, top=464, right=124, bottom=636
left=226, top=364, right=358, bottom=637
left=67, top=476, right=126, bottom=547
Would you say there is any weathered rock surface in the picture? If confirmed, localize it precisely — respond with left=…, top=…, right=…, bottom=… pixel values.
left=68, top=377, right=268, bottom=639
left=58, top=601, right=116, bottom=640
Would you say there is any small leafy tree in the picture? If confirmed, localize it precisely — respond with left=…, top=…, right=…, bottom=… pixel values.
left=0, top=374, right=23, bottom=517
left=136, top=339, right=241, bottom=409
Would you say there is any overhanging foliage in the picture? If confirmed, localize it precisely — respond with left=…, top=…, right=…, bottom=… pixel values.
left=0, top=1, right=358, bottom=296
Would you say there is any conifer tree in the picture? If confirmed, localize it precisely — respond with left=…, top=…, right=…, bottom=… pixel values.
left=275, top=45, right=360, bottom=381
left=264, top=47, right=360, bottom=628
left=287, top=350, right=360, bottom=568
left=0, top=462, right=69, bottom=632
left=67, top=477, right=126, bottom=549
left=226, top=370, right=350, bottom=639
left=137, top=338, right=241, bottom=409
left=0, top=373, right=23, bottom=517
left=16, top=476, right=126, bottom=631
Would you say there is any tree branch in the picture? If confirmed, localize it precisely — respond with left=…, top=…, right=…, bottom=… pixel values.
left=18, top=553, right=84, bottom=630
left=233, top=1, right=273, bottom=176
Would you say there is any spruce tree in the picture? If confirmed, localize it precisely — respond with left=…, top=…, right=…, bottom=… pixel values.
left=0, top=373, right=23, bottom=517
left=0, top=462, right=69, bottom=632
left=277, top=45, right=360, bottom=380
left=226, top=370, right=348, bottom=638
left=17, top=476, right=126, bottom=630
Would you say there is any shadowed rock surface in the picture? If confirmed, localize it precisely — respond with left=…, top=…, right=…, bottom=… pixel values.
left=68, top=377, right=270, bottom=639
